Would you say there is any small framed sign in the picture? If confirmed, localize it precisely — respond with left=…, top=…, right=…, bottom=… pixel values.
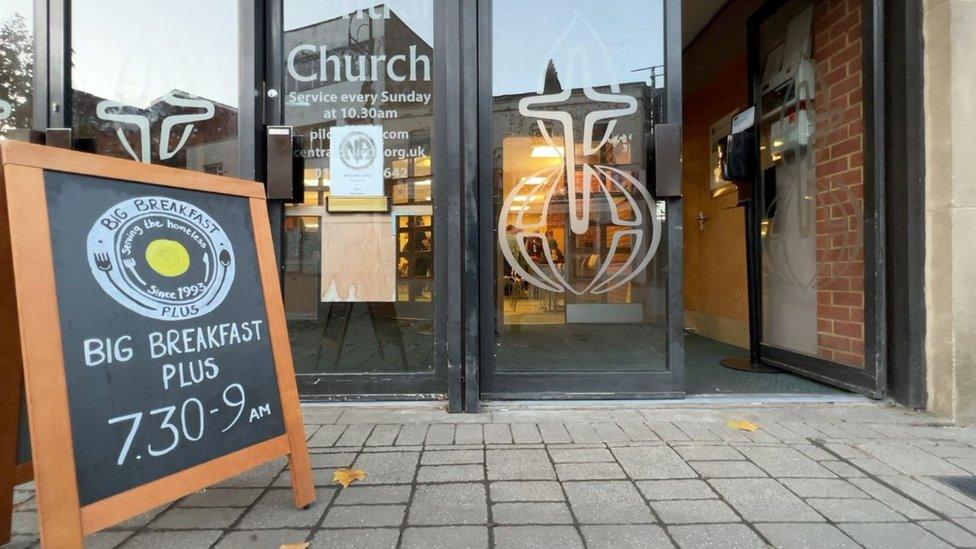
left=0, top=141, right=314, bottom=548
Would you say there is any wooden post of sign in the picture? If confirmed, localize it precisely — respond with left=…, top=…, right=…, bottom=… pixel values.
left=6, top=164, right=85, bottom=548
left=251, top=198, right=315, bottom=508
left=0, top=161, right=32, bottom=545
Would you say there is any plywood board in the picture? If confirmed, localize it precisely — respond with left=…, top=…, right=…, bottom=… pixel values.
left=321, top=212, right=396, bottom=302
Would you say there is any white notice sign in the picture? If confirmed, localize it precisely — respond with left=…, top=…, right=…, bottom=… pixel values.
left=330, top=125, right=384, bottom=196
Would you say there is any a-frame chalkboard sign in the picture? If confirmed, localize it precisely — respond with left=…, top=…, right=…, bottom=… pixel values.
left=0, top=141, right=314, bottom=548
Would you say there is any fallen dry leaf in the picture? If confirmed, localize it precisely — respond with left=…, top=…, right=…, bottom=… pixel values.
left=727, top=419, right=759, bottom=432
left=279, top=543, right=310, bottom=549
left=333, top=468, right=367, bottom=488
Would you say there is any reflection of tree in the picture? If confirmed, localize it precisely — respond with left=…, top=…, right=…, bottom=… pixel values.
left=0, top=13, right=33, bottom=132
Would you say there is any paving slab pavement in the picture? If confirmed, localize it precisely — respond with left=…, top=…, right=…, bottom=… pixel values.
left=8, top=402, right=976, bottom=548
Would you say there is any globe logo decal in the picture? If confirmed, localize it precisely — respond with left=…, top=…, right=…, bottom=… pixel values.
left=498, top=12, right=661, bottom=295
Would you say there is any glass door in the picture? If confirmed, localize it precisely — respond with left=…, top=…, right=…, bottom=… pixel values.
left=480, top=0, right=683, bottom=398
left=273, top=0, right=447, bottom=399
left=751, top=0, right=884, bottom=397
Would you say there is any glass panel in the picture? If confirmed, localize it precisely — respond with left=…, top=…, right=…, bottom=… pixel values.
left=758, top=0, right=866, bottom=367
left=0, top=0, right=34, bottom=137
left=492, top=0, right=668, bottom=373
left=69, top=1, right=239, bottom=175
left=282, top=0, right=436, bottom=375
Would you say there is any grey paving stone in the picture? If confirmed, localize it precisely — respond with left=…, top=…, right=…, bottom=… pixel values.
left=395, top=424, right=429, bottom=445
left=645, top=421, right=692, bottom=441
left=838, top=522, right=954, bottom=549
left=807, top=498, right=906, bottom=522
left=650, top=499, right=740, bottom=524
left=425, top=424, right=456, bottom=445
left=484, top=424, right=513, bottom=444
left=408, top=483, right=488, bottom=525
left=592, top=422, right=630, bottom=442
left=421, top=449, right=483, bottom=465
left=273, top=466, right=340, bottom=488
left=337, top=424, right=375, bottom=446
left=555, top=462, right=627, bottom=480
left=455, top=424, right=484, bottom=445
left=148, top=507, right=245, bottom=530
left=882, top=475, right=976, bottom=517
left=491, top=502, right=574, bottom=524
left=310, top=451, right=357, bottom=468
left=214, top=530, right=312, bottom=549
left=617, top=421, right=661, bottom=442
left=857, top=442, right=969, bottom=476
left=365, top=424, right=401, bottom=446
left=322, top=504, right=406, bottom=527
left=737, top=446, right=835, bottom=478
left=177, top=487, right=263, bottom=508
left=847, top=478, right=938, bottom=520
left=492, top=526, right=584, bottom=549
left=10, top=512, right=36, bottom=535
left=755, top=523, right=859, bottom=549
left=637, top=480, right=717, bottom=500
left=334, top=485, right=412, bottom=505
left=308, top=424, right=347, bottom=446
left=565, top=423, right=602, bottom=443
left=490, top=481, right=565, bottom=502
left=848, top=457, right=901, bottom=476
left=486, top=449, right=556, bottom=480
left=119, top=530, right=223, bottom=549
left=236, top=488, right=331, bottom=529
left=215, top=458, right=287, bottom=487
left=581, top=525, right=673, bottom=548
left=352, top=451, right=420, bottom=484
left=4, top=534, right=38, bottom=549
left=538, top=422, right=573, bottom=443
left=779, top=478, right=868, bottom=499
left=689, top=460, right=768, bottom=478
left=612, top=446, right=697, bottom=479
left=821, top=460, right=867, bottom=477
left=563, top=481, right=654, bottom=524
left=84, top=530, right=132, bottom=549
left=920, top=520, right=976, bottom=547
left=674, top=445, right=744, bottom=461
left=792, top=444, right=835, bottom=461
left=313, top=528, right=400, bottom=549
left=111, top=505, right=168, bottom=530
left=417, top=464, right=485, bottom=483
left=511, top=423, right=543, bottom=444
left=668, top=523, right=766, bottom=549
left=673, top=421, right=722, bottom=441
left=401, top=526, right=489, bottom=549
left=548, top=447, right=615, bottom=463
left=709, top=478, right=824, bottom=522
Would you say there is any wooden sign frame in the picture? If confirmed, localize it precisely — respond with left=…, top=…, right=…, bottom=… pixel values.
left=0, top=141, right=314, bottom=548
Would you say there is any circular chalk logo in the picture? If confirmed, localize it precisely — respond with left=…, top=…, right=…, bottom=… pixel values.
left=337, top=130, right=377, bottom=170
left=87, top=196, right=235, bottom=321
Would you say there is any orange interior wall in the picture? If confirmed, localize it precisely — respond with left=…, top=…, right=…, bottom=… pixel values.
left=682, top=53, right=750, bottom=328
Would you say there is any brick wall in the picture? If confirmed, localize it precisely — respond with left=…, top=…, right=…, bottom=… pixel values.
left=812, top=0, right=866, bottom=367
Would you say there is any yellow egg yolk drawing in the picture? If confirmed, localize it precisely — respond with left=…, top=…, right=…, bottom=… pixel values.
left=144, top=239, right=191, bottom=277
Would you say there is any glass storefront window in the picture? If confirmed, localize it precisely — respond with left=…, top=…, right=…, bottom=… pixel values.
left=0, top=0, right=34, bottom=137
left=281, top=0, right=436, bottom=375
left=758, top=0, right=866, bottom=367
left=69, top=0, right=240, bottom=175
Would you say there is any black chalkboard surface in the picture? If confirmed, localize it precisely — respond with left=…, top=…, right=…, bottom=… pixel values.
left=44, top=170, right=286, bottom=506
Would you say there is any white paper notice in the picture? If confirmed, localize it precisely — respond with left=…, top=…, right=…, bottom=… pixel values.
left=329, top=125, right=384, bottom=196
